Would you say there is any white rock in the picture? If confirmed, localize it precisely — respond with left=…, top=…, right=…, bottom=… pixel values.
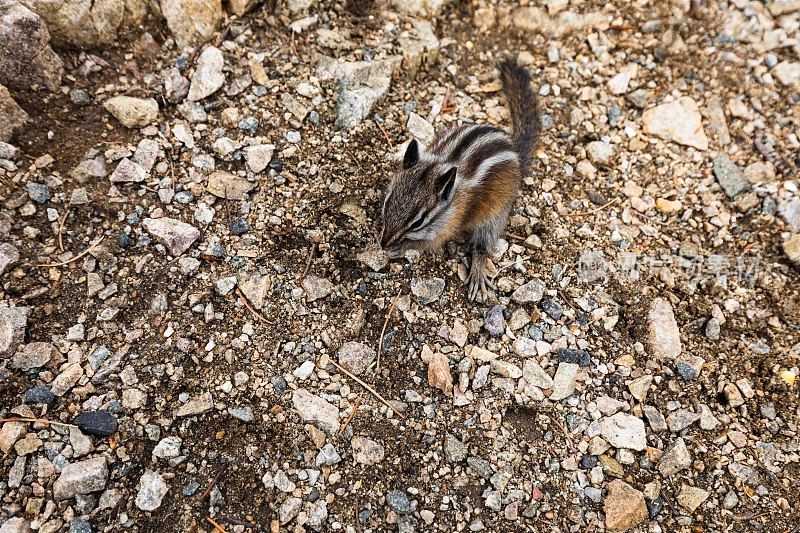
left=292, top=388, right=340, bottom=435
left=642, top=96, right=709, bottom=150
left=407, top=112, right=435, bottom=145
left=550, top=362, right=579, bottom=400
left=293, top=360, right=315, bottom=380
left=351, top=436, right=385, bottom=465
left=152, top=436, right=182, bottom=459
left=109, top=158, right=147, bottom=183
left=599, top=412, right=646, bottom=451
left=142, top=217, right=201, bottom=256
left=243, top=144, right=275, bottom=173
left=773, top=61, right=800, bottom=86
left=135, top=471, right=169, bottom=511
left=103, top=96, right=158, bottom=128
left=607, top=65, right=637, bottom=94
left=188, top=46, right=225, bottom=101
left=53, top=457, right=108, bottom=499
left=647, top=297, right=682, bottom=359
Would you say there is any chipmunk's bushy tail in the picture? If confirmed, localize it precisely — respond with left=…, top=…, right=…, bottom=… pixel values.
left=498, top=58, right=541, bottom=175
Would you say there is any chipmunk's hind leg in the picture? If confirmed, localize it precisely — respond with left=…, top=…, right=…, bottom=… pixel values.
left=466, top=212, right=509, bottom=303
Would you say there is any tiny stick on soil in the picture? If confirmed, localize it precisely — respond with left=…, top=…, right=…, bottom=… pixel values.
left=36, top=235, right=105, bottom=268
left=300, top=243, right=316, bottom=280
left=0, top=417, right=79, bottom=429
left=327, top=359, right=406, bottom=420
left=375, top=291, right=401, bottom=372
left=563, top=198, right=620, bottom=217
left=375, top=120, right=393, bottom=148
left=197, top=467, right=227, bottom=502
left=338, top=394, right=363, bottom=436
left=57, top=206, right=70, bottom=252
left=236, top=287, right=273, bottom=325
left=206, top=517, right=226, bottom=533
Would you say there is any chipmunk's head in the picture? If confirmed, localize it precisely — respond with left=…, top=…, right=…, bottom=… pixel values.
left=380, top=139, right=458, bottom=258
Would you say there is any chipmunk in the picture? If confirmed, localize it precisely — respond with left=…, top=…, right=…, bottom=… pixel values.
left=380, top=58, right=541, bottom=302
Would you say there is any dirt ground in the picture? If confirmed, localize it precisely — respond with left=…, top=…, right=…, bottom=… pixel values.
left=2, top=0, right=800, bottom=532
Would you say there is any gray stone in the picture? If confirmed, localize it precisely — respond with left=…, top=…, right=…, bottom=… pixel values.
left=53, top=457, right=108, bottom=499
left=779, top=198, right=800, bottom=232
left=445, top=433, right=468, bottom=462
left=279, top=497, right=302, bottom=524
left=135, top=471, right=168, bottom=511
left=338, top=342, right=375, bottom=375
left=0, top=243, right=19, bottom=276
left=317, top=57, right=400, bottom=128
left=175, top=392, right=213, bottom=417
left=728, top=462, right=760, bottom=486
left=152, top=436, right=182, bottom=459
left=227, top=405, right=254, bottom=422
left=292, top=388, right=340, bottom=435
left=11, top=342, right=59, bottom=371
left=0, top=3, right=63, bottom=91
left=142, top=217, right=201, bottom=256
left=712, top=154, right=749, bottom=198
left=512, top=279, right=546, bottom=303
left=667, top=409, right=700, bottom=432
left=386, top=490, right=412, bottom=514
left=0, top=84, right=28, bottom=142
left=315, top=443, right=341, bottom=466
left=659, top=437, right=691, bottom=476
left=0, top=306, right=28, bottom=356
left=351, top=436, right=385, bottom=465
left=483, top=306, right=505, bottom=336
left=411, top=277, right=445, bottom=305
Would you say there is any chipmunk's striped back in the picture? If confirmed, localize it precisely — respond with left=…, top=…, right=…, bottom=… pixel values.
left=380, top=57, right=541, bottom=301
left=428, top=125, right=520, bottom=191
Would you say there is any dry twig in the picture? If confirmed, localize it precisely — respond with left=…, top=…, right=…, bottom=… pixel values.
left=197, top=467, right=227, bottom=502
left=338, top=394, right=362, bottom=436
left=36, top=235, right=105, bottom=268
left=206, top=517, right=226, bottom=533
left=328, top=359, right=405, bottom=419
left=375, top=291, right=400, bottom=372
left=563, top=198, right=620, bottom=217
left=300, top=243, right=316, bottom=280
left=0, top=417, right=78, bottom=429
left=57, top=206, right=70, bottom=252
left=375, top=120, right=393, bottom=148
left=236, top=287, right=273, bottom=325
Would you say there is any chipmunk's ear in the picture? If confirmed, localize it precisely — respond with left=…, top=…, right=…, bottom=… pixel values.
left=403, top=139, right=420, bottom=169
left=436, top=166, right=457, bottom=201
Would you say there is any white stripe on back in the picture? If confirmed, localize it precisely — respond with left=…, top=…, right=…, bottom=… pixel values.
left=466, top=150, right=519, bottom=187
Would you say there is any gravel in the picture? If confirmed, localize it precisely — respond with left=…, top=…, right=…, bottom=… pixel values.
left=1, top=1, right=799, bottom=531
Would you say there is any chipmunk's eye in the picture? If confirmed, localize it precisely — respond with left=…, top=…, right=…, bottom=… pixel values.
left=408, top=213, right=426, bottom=231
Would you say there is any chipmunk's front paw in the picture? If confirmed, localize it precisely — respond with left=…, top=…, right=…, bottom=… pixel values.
left=466, top=270, right=496, bottom=303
